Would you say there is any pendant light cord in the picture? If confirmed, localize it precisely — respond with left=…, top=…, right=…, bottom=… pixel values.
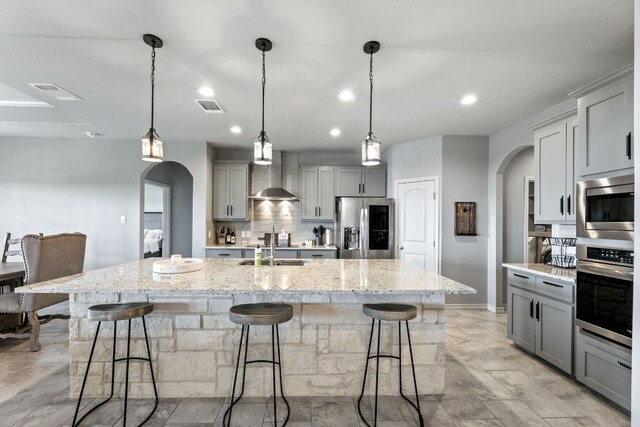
left=369, top=50, right=373, bottom=135
left=150, top=42, right=156, bottom=132
left=261, top=47, right=266, bottom=142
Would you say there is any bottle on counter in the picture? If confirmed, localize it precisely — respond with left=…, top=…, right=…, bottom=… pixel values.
left=255, top=245, right=262, bottom=265
left=230, top=229, right=236, bottom=244
left=226, top=228, right=231, bottom=244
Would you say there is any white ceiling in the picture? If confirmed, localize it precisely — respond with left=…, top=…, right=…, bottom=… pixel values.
left=0, top=0, right=633, bottom=152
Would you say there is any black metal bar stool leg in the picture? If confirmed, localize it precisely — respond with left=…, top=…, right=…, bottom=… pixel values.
left=357, top=318, right=376, bottom=427
left=275, top=325, right=290, bottom=425
left=405, top=321, right=424, bottom=427
left=140, top=316, right=159, bottom=425
left=72, top=321, right=102, bottom=426
left=223, top=325, right=251, bottom=427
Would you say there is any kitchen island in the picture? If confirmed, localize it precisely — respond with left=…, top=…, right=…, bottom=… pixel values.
left=18, top=258, right=475, bottom=399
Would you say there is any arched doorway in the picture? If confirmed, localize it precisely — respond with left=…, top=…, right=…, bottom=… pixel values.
left=490, top=145, right=533, bottom=311
left=141, top=161, right=193, bottom=258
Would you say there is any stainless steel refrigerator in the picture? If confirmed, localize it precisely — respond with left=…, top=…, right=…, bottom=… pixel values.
left=336, top=198, right=394, bottom=259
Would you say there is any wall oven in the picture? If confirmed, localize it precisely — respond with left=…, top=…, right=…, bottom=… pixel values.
left=576, top=174, right=634, bottom=240
left=576, top=244, right=633, bottom=347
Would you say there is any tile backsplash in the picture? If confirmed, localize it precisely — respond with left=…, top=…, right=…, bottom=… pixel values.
left=212, top=151, right=334, bottom=245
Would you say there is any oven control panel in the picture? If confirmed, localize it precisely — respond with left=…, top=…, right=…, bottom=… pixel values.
left=586, top=247, right=634, bottom=265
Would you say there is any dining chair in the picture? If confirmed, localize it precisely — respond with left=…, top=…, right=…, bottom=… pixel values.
left=0, top=233, right=86, bottom=351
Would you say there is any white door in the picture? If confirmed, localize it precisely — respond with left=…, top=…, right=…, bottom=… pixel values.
left=397, top=179, right=437, bottom=272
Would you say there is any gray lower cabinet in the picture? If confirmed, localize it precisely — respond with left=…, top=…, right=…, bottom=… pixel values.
left=507, top=269, right=574, bottom=374
left=536, top=294, right=573, bottom=373
left=575, top=328, right=631, bottom=411
left=507, top=286, right=536, bottom=353
left=299, top=250, right=336, bottom=259
left=205, top=249, right=244, bottom=258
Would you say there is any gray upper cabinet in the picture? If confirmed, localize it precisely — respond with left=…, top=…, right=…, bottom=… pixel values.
left=300, top=166, right=335, bottom=221
left=571, top=67, right=633, bottom=177
left=533, top=114, right=576, bottom=223
left=213, top=163, right=249, bottom=221
left=335, top=167, right=386, bottom=197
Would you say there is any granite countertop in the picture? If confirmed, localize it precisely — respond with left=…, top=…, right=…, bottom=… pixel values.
left=205, top=244, right=338, bottom=251
left=502, top=263, right=576, bottom=283
left=17, top=259, right=476, bottom=296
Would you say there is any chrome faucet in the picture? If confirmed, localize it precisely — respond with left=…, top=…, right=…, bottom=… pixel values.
left=270, top=225, right=276, bottom=266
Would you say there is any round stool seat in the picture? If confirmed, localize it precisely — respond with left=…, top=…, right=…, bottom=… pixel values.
left=362, top=303, right=417, bottom=321
left=229, top=303, right=293, bottom=326
left=87, top=302, right=154, bottom=322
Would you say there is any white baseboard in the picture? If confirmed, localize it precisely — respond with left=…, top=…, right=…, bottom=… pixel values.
left=445, top=304, right=490, bottom=310
left=487, top=304, right=507, bottom=314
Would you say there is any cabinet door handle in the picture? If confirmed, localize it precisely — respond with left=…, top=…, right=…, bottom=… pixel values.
left=362, top=183, right=365, bottom=194
left=626, top=132, right=632, bottom=160
left=318, top=206, right=321, bottom=217
left=535, top=301, right=540, bottom=321
left=530, top=299, right=534, bottom=319
left=542, top=281, right=563, bottom=288
left=560, top=196, right=564, bottom=215
left=513, top=273, right=530, bottom=280
left=567, top=195, right=571, bottom=215
left=618, top=361, right=632, bottom=370
left=226, top=205, right=229, bottom=216
left=312, top=254, right=324, bottom=257
left=358, top=183, right=362, bottom=194
left=219, top=253, right=230, bottom=257
left=230, top=205, right=233, bottom=216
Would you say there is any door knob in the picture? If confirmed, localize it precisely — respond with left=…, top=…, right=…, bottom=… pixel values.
left=397, top=246, right=404, bottom=250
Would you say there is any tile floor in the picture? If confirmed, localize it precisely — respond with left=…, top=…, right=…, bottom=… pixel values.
left=0, top=308, right=631, bottom=426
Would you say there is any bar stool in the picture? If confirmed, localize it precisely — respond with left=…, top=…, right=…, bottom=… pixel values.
left=357, top=303, right=424, bottom=427
left=72, top=302, right=158, bottom=427
left=223, top=303, right=293, bottom=427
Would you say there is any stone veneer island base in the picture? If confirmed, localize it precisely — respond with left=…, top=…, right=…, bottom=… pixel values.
left=18, top=259, right=476, bottom=399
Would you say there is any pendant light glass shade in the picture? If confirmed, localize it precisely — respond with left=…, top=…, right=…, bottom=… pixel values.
left=362, top=132, right=381, bottom=166
left=253, top=38, right=273, bottom=165
left=362, top=41, right=382, bottom=166
left=141, top=128, right=164, bottom=162
left=253, top=131, right=272, bottom=165
left=141, top=34, right=164, bottom=162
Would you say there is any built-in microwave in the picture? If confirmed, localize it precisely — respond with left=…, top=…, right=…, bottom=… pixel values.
left=576, top=174, right=634, bottom=240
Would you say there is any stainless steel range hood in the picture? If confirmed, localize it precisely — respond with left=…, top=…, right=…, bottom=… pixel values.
left=249, top=151, right=298, bottom=201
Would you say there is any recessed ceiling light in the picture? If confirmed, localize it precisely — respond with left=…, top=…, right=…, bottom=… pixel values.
left=339, top=90, right=354, bottom=101
left=230, top=126, right=242, bottom=134
left=0, top=100, right=51, bottom=107
left=460, top=94, right=477, bottom=105
left=330, top=128, right=341, bottom=137
left=197, top=86, right=215, bottom=97
left=85, top=131, right=102, bottom=138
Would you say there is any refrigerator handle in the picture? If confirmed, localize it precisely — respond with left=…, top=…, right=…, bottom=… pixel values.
left=359, top=208, right=365, bottom=258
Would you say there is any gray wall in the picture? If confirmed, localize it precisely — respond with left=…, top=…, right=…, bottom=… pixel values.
left=145, top=162, right=193, bottom=257
left=144, top=183, right=164, bottom=212
left=486, top=98, right=576, bottom=309
left=441, top=136, right=489, bottom=306
left=0, top=137, right=209, bottom=271
left=383, top=136, right=443, bottom=198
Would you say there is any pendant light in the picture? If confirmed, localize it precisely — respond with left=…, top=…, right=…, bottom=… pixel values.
left=141, top=34, right=164, bottom=162
left=362, top=41, right=382, bottom=166
left=253, top=38, right=273, bottom=165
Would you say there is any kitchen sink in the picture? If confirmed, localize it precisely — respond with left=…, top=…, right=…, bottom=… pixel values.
left=238, top=259, right=308, bottom=266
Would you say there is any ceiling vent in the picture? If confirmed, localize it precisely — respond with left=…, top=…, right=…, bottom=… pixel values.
left=29, top=83, right=83, bottom=101
left=195, top=99, right=225, bottom=113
